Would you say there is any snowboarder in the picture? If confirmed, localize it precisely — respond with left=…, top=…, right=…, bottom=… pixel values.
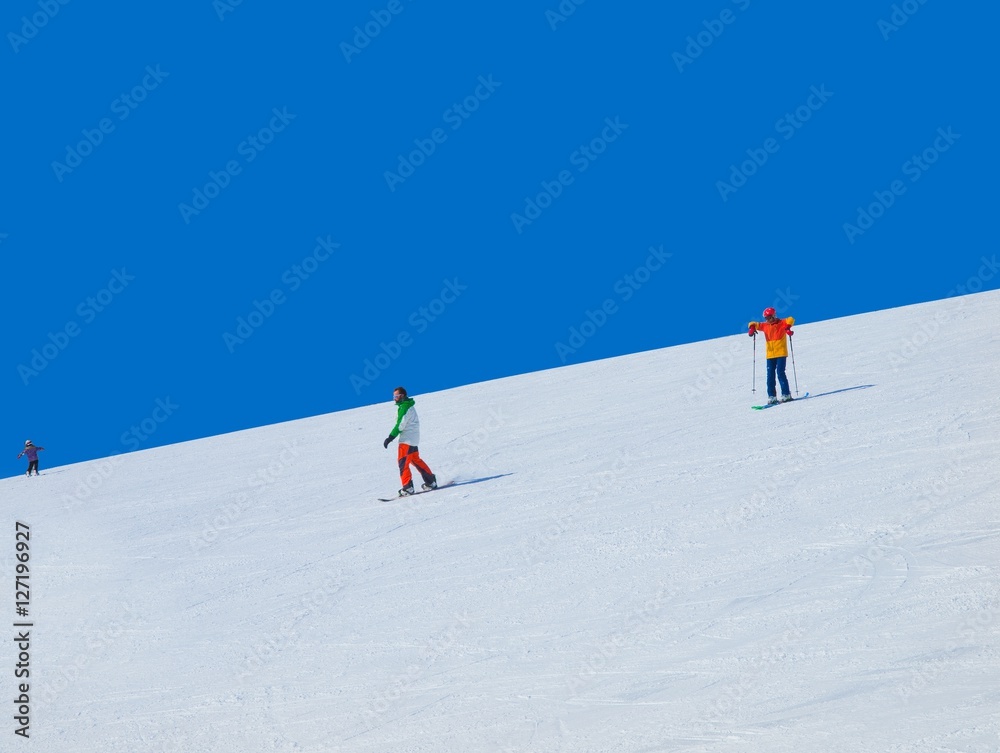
left=383, top=387, right=437, bottom=496
left=17, top=440, right=45, bottom=476
left=748, top=308, right=795, bottom=404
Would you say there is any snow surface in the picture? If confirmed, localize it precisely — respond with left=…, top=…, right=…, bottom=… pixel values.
left=3, top=291, right=1000, bottom=753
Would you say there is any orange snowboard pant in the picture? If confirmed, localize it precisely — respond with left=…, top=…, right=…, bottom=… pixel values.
left=397, top=443, right=433, bottom=486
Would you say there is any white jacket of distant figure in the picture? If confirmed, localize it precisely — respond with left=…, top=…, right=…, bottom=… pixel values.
left=393, top=399, right=420, bottom=446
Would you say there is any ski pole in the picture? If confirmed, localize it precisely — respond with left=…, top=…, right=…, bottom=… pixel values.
left=789, top=332, right=799, bottom=395
left=751, top=332, right=757, bottom=393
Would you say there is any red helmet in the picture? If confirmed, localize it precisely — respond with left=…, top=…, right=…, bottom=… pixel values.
left=762, top=307, right=776, bottom=318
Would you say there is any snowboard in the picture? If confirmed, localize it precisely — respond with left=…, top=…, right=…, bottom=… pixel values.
left=378, top=481, right=454, bottom=502
left=751, top=392, right=810, bottom=410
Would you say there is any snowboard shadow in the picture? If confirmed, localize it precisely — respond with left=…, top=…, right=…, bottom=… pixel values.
left=449, top=473, right=514, bottom=488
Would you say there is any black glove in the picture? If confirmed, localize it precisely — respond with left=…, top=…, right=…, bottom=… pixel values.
left=383, top=436, right=393, bottom=449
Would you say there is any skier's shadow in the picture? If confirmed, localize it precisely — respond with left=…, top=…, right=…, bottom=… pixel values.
left=806, top=384, right=875, bottom=400
left=449, top=473, right=513, bottom=488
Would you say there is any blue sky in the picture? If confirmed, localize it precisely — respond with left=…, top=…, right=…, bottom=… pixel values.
left=3, top=1, right=997, bottom=469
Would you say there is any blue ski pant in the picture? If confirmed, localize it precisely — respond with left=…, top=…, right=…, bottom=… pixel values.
left=766, top=357, right=790, bottom=398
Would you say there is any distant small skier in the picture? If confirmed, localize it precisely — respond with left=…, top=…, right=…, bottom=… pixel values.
left=383, top=386, right=437, bottom=496
left=748, top=307, right=795, bottom=404
left=17, top=440, right=45, bottom=476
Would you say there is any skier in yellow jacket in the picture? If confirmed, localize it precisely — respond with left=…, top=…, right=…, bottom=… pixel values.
left=748, top=307, right=795, bottom=404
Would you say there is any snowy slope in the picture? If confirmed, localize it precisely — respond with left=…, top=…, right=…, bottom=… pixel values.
left=3, top=291, right=999, bottom=753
